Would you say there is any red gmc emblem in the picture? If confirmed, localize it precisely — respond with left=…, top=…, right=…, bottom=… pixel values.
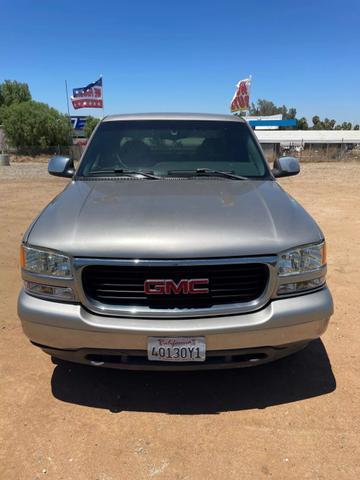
left=144, top=279, right=209, bottom=295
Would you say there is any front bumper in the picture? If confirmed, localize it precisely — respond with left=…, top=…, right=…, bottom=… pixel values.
left=18, top=287, right=333, bottom=369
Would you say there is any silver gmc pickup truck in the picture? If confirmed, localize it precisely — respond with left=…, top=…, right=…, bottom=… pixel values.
left=18, top=113, right=333, bottom=370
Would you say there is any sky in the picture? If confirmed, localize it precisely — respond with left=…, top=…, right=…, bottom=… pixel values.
left=2, top=0, right=360, bottom=124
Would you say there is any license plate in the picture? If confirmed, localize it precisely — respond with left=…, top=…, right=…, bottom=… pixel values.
left=147, top=337, right=206, bottom=362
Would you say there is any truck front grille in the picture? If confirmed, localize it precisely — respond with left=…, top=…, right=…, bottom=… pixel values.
left=82, top=263, right=269, bottom=310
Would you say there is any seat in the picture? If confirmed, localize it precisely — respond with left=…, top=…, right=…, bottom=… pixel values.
left=120, top=140, right=153, bottom=168
left=196, top=138, right=227, bottom=161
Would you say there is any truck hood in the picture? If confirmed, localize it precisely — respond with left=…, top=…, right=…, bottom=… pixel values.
left=27, top=179, right=323, bottom=258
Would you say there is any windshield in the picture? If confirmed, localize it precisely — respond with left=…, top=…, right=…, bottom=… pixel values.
left=77, top=120, right=270, bottom=179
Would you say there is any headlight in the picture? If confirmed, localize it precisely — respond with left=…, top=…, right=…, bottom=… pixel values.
left=277, top=242, right=326, bottom=276
left=277, top=242, right=326, bottom=295
left=20, top=245, right=72, bottom=278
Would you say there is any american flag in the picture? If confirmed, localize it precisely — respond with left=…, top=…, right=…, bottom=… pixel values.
left=71, top=77, right=103, bottom=109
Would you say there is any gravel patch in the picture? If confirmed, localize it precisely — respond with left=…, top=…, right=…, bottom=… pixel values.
left=0, top=162, right=50, bottom=180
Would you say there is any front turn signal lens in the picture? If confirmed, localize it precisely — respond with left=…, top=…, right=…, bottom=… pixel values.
left=20, top=245, right=26, bottom=269
left=24, top=281, right=74, bottom=301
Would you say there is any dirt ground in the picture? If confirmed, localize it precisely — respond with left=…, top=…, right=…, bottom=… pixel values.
left=0, top=162, right=359, bottom=480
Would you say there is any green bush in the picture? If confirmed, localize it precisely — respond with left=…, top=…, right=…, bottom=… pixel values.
left=84, top=116, right=100, bottom=138
left=0, top=80, right=31, bottom=107
left=2, top=101, right=72, bottom=149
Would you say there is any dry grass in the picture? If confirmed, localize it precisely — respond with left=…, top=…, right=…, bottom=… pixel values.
left=9, top=154, right=50, bottom=163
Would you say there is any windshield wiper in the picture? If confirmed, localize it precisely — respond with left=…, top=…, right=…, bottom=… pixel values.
left=87, top=169, right=160, bottom=179
left=168, top=168, right=249, bottom=180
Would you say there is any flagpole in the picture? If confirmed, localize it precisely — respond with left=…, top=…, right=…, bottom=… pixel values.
left=65, top=80, right=73, bottom=147
left=65, top=80, right=71, bottom=118
left=101, top=74, right=104, bottom=118
left=247, top=74, right=252, bottom=116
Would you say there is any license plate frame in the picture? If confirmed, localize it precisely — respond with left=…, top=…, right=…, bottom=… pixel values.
left=147, top=336, right=206, bottom=362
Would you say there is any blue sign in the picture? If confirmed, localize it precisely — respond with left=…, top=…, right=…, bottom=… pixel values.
left=248, top=119, right=297, bottom=127
left=71, top=116, right=87, bottom=130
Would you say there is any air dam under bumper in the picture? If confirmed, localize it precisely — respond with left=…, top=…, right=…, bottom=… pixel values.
left=18, top=288, right=333, bottom=369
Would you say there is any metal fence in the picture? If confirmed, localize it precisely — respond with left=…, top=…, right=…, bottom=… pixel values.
left=261, top=143, right=360, bottom=163
left=5, top=144, right=84, bottom=162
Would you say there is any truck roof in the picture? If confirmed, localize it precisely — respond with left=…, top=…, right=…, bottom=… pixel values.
left=102, top=112, right=245, bottom=123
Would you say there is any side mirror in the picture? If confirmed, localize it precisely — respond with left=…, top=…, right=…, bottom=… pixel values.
left=48, top=156, right=75, bottom=178
left=272, top=156, right=300, bottom=178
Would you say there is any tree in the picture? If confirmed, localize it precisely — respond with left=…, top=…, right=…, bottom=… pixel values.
left=0, top=80, right=31, bottom=107
left=354, top=125, right=360, bottom=130
left=249, top=99, right=296, bottom=120
left=84, top=116, right=100, bottom=138
left=311, top=116, right=357, bottom=130
left=286, top=107, right=297, bottom=120
left=297, top=117, right=309, bottom=130
left=249, top=99, right=278, bottom=116
left=2, top=100, right=72, bottom=149
left=312, top=117, right=336, bottom=129
left=340, top=121, right=352, bottom=130
left=0, top=105, right=6, bottom=124
left=312, top=116, right=322, bottom=129
left=323, top=118, right=336, bottom=130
